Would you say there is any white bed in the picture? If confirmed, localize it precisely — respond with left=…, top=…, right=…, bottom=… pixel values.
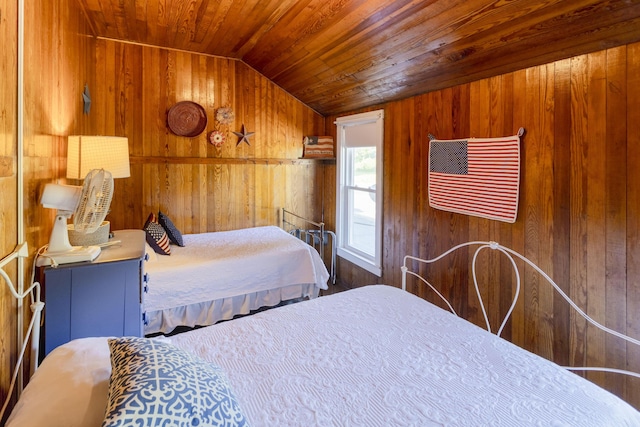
left=8, top=241, right=640, bottom=426
left=8, top=283, right=640, bottom=426
left=143, top=225, right=330, bottom=335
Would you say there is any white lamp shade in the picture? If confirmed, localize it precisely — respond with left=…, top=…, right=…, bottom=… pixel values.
left=67, top=135, right=130, bottom=179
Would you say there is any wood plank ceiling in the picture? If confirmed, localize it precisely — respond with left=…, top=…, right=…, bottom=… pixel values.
left=77, top=0, right=640, bottom=116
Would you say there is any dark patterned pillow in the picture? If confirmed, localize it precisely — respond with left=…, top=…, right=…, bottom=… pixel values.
left=143, top=213, right=171, bottom=255
left=158, top=211, right=184, bottom=246
left=103, top=337, right=250, bottom=427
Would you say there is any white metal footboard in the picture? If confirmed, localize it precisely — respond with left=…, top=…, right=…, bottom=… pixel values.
left=282, top=208, right=336, bottom=284
left=401, top=241, right=640, bottom=379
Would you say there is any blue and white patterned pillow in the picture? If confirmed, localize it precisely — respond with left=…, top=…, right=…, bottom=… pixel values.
left=158, top=211, right=184, bottom=246
left=103, top=337, right=250, bottom=427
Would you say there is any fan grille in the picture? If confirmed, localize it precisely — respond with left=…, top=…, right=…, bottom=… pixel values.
left=74, top=169, right=114, bottom=233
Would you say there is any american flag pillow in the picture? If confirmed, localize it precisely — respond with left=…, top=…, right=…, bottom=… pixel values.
left=143, top=213, right=171, bottom=255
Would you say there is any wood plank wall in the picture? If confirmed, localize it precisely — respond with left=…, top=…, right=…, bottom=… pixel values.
left=23, top=0, right=96, bottom=243
left=1, top=0, right=95, bottom=417
left=92, top=40, right=326, bottom=234
left=324, top=42, right=640, bottom=408
left=0, top=0, right=18, bottom=416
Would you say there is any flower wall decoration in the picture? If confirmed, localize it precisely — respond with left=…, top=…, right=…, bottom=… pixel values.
left=215, top=107, right=235, bottom=125
left=209, top=130, right=226, bottom=147
left=208, top=106, right=235, bottom=148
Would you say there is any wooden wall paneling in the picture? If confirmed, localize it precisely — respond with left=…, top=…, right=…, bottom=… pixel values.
left=95, top=39, right=325, bottom=234
left=551, top=58, right=572, bottom=368
left=486, top=75, right=503, bottom=335
left=410, top=92, right=428, bottom=297
left=626, top=42, right=640, bottom=410
left=568, top=53, right=589, bottom=371
left=403, top=98, right=416, bottom=290
left=538, top=63, right=557, bottom=361
left=234, top=64, right=256, bottom=227
left=176, top=163, right=189, bottom=232
left=212, top=58, right=235, bottom=160
left=384, top=101, right=405, bottom=288
left=421, top=90, right=441, bottom=273
left=233, top=162, right=248, bottom=231
left=258, top=72, right=273, bottom=159
left=509, top=68, right=527, bottom=347
left=191, top=163, right=207, bottom=233
left=393, top=99, right=416, bottom=287
left=491, top=74, right=514, bottom=341
left=141, top=45, right=168, bottom=158
left=206, top=164, right=221, bottom=231
left=448, top=86, right=471, bottom=321
left=0, top=0, right=17, bottom=414
left=419, top=90, right=462, bottom=313
left=467, top=78, right=492, bottom=330
left=410, top=92, right=430, bottom=299
left=212, top=164, right=233, bottom=231
left=252, top=170, right=273, bottom=226
left=276, top=165, right=293, bottom=226
left=585, top=50, right=607, bottom=386
left=604, top=45, right=628, bottom=399
left=491, top=74, right=516, bottom=338
left=520, top=66, right=542, bottom=355
left=94, top=40, right=117, bottom=137
left=481, top=89, right=500, bottom=327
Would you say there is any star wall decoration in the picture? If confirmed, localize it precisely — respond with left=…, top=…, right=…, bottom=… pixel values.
left=82, top=84, right=92, bottom=114
left=233, top=124, right=255, bottom=146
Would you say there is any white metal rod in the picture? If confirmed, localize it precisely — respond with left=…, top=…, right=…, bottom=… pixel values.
left=17, top=0, right=26, bottom=394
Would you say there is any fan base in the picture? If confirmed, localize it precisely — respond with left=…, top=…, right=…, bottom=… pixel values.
left=36, top=245, right=101, bottom=267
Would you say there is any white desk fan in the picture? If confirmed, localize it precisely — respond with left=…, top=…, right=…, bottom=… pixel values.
left=38, top=169, right=114, bottom=266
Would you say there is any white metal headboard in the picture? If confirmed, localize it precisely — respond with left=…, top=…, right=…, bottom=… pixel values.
left=0, top=242, right=44, bottom=419
left=401, top=241, right=640, bottom=379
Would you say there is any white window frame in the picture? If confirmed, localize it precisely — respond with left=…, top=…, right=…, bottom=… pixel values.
left=335, top=109, right=384, bottom=277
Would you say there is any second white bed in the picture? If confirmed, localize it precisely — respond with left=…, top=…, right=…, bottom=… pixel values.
left=143, top=226, right=330, bottom=335
left=8, top=285, right=640, bottom=426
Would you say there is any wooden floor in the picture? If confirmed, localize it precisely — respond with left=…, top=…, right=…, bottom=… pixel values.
left=320, top=282, right=350, bottom=297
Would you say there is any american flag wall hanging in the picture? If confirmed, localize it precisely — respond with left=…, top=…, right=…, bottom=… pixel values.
left=428, top=128, right=524, bottom=223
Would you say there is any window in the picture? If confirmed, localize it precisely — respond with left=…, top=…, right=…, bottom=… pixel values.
left=335, top=110, right=384, bottom=276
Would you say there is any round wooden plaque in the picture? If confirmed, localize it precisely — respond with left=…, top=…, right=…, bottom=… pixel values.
left=167, top=101, right=208, bottom=137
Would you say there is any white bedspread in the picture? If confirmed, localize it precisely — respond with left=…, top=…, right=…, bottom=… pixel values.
left=170, top=285, right=640, bottom=426
left=8, top=286, right=640, bottom=427
left=144, top=226, right=329, bottom=313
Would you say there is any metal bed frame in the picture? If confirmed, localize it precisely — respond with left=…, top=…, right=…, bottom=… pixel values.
left=281, top=208, right=336, bottom=284
left=401, top=240, right=640, bottom=379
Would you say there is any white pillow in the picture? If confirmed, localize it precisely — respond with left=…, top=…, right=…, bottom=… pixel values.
left=6, top=337, right=112, bottom=427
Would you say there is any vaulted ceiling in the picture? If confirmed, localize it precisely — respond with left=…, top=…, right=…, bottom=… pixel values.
left=76, top=0, right=640, bottom=116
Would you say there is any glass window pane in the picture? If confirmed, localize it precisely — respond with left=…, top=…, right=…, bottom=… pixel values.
left=348, top=147, right=376, bottom=188
left=347, top=187, right=376, bottom=256
left=336, top=109, right=383, bottom=277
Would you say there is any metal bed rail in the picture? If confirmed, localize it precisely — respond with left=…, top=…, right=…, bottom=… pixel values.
left=281, top=208, right=336, bottom=284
